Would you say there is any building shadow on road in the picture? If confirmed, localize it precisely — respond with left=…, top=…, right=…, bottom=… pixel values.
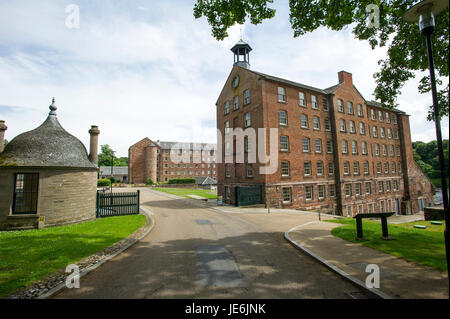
left=52, top=229, right=374, bottom=299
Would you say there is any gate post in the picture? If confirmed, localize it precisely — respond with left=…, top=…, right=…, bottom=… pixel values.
left=96, top=191, right=99, bottom=218
left=137, top=190, right=140, bottom=214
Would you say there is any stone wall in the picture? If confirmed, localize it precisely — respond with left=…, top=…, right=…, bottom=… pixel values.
left=0, top=167, right=97, bottom=230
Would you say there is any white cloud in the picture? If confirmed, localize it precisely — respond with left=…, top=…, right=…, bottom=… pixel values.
left=0, top=0, right=447, bottom=158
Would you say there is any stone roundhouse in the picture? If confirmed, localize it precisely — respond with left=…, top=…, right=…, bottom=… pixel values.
left=0, top=99, right=100, bottom=230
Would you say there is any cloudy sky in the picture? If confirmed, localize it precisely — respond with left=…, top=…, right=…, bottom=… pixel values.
left=0, top=0, right=448, bottom=157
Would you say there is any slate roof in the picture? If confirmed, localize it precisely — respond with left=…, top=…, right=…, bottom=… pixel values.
left=157, top=141, right=217, bottom=151
left=248, top=69, right=327, bottom=95
left=195, top=176, right=217, bottom=185
left=240, top=66, right=406, bottom=115
left=0, top=100, right=97, bottom=169
left=99, top=166, right=128, bottom=176
left=231, top=39, right=252, bottom=52
left=366, top=100, right=406, bottom=114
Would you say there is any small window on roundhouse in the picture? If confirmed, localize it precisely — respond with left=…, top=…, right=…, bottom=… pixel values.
left=13, top=173, right=39, bottom=215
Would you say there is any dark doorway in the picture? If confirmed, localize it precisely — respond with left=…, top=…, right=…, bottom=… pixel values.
left=12, top=173, right=39, bottom=215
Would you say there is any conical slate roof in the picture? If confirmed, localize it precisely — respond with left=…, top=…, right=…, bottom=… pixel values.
left=230, top=39, right=252, bottom=53
left=0, top=99, right=97, bottom=169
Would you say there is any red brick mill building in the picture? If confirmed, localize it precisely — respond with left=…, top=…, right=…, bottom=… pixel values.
left=128, top=138, right=217, bottom=184
left=216, top=40, right=434, bottom=216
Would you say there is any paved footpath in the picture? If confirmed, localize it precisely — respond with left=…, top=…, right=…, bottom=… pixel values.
left=287, top=221, right=448, bottom=299
left=53, top=188, right=371, bottom=299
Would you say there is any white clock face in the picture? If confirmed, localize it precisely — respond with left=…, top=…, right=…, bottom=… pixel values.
left=232, top=75, right=240, bottom=89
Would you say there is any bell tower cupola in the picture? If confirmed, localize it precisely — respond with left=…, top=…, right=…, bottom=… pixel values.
left=231, top=39, right=252, bottom=69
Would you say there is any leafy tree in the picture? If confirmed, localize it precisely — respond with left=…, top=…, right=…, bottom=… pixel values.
left=194, top=0, right=449, bottom=119
left=413, top=139, right=449, bottom=179
left=98, top=144, right=128, bottom=167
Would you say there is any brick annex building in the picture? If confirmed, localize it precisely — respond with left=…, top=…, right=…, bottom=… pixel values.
left=216, top=40, right=434, bottom=216
left=128, top=138, right=217, bottom=184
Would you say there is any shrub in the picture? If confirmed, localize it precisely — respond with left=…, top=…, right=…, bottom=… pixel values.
left=146, top=178, right=154, bottom=186
left=97, top=179, right=111, bottom=187
left=168, top=178, right=196, bottom=185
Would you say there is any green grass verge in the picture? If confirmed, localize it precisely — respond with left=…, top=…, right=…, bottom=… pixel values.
left=326, top=218, right=447, bottom=271
left=153, top=187, right=218, bottom=199
left=430, top=178, right=449, bottom=188
left=0, top=215, right=146, bottom=298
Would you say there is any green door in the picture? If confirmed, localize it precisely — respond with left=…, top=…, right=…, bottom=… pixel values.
left=235, top=185, right=263, bottom=206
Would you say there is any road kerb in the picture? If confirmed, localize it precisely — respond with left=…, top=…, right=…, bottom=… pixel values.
left=37, top=208, right=156, bottom=299
left=284, top=223, right=393, bottom=300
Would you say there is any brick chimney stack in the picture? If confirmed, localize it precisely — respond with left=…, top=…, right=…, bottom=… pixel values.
left=0, top=120, right=7, bottom=153
left=88, top=125, right=100, bottom=165
left=338, top=71, right=353, bottom=86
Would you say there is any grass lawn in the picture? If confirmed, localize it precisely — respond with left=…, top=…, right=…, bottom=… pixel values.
left=153, top=187, right=218, bottom=199
left=0, top=215, right=146, bottom=298
left=326, top=218, right=447, bottom=271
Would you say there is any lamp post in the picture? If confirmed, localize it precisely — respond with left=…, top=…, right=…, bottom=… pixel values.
left=404, top=0, right=450, bottom=294
left=111, top=150, right=115, bottom=194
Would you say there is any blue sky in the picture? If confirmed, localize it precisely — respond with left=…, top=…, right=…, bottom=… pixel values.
left=0, top=0, right=448, bottom=157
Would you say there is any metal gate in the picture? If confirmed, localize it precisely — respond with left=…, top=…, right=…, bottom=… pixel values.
left=96, top=190, right=140, bottom=217
left=235, top=185, right=263, bottom=207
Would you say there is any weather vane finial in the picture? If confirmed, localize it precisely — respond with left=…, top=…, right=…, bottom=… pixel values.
left=49, top=97, right=57, bottom=116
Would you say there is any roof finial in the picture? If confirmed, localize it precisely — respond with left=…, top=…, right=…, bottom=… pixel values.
left=239, top=25, right=244, bottom=40
left=49, top=97, right=57, bottom=116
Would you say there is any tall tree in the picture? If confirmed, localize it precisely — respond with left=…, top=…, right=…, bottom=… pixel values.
left=98, top=144, right=128, bottom=167
left=194, top=0, right=449, bottom=119
left=413, top=139, right=449, bottom=178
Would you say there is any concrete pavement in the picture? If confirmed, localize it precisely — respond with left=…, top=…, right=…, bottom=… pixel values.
left=53, top=188, right=371, bottom=299
left=286, top=220, right=448, bottom=299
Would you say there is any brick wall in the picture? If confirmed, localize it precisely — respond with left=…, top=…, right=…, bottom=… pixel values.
left=129, top=138, right=152, bottom=184
left=216, top=66, right=434, bottom=214
left=129, top=138, right=218, bottom=184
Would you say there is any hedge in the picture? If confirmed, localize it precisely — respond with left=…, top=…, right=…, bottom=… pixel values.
left=97, top=179, right=111, bottom=187
left=168, top=178, right=196, bottom=185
